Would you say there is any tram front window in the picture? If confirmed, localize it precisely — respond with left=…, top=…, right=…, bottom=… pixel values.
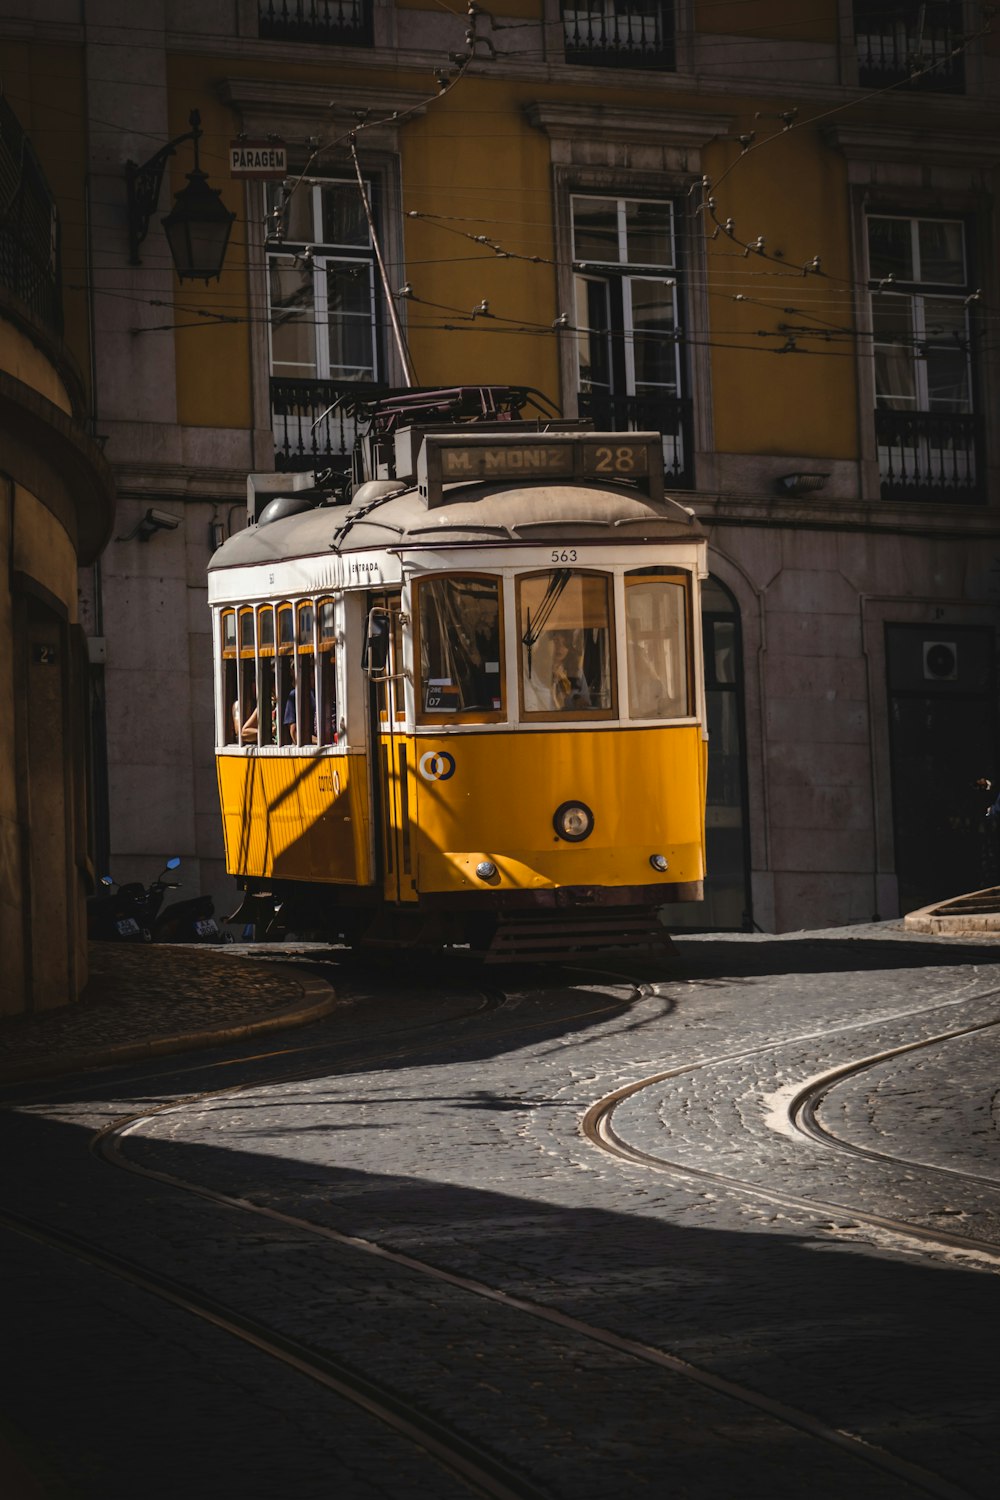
left=519, top=570, right=614, bottom=718
left=417, top=575, right=503, bottom=720
left=625, top=569, right=691, bottom=719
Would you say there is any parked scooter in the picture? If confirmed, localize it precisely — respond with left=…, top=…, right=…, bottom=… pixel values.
left=147, top=858, right=225, bottom=943
left=87, top=858, right=225, bottom=943
left=86, top=875, right=150, bottom=941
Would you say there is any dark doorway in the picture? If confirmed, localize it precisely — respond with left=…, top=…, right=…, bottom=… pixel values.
left=672, top=576, right=752, bottom=930
left=885, top=623, right=997, bottom=912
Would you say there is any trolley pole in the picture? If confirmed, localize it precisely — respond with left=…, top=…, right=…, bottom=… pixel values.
left=350, top=135, right=416, bottom=388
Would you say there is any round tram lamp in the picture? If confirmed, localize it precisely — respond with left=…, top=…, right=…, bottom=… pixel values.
left=126, top=108, right=235, bottom=282
left=553, top=801, right=595, bottom=843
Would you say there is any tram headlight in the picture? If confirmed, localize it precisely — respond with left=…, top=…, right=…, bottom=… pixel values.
left=649, top=854, right=670, bottom=873
left=553, top=801, right=594, bottom=843
left=475, top=860, right=498, bottom=881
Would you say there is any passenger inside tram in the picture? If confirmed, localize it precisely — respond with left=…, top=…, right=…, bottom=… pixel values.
left=522, top=629, right=593, bottom=712
left=519, top=569, right=612, bottom=716
left=239, top=688, right=278, bottom=744
left=284, top=665, right=317, bottom=744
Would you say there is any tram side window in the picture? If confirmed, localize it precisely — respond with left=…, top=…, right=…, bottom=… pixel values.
left=625, top=569, right=691, bottom=719
left=221, top=610, right=238, bottom=744
left=317, top=598, right=339, bottom=744
left=275, top=604, right=295, bottom=746
left=518, top=570, right=615, bottom=718
left=286, top=602, right=317, bottom=745
left=246, top=606, right=276, bottom=745
left=221, top=596, right=344, bottom=749
left=417, top=575, right=503, bottom=721
left=234, top=608, right=258, bottom=741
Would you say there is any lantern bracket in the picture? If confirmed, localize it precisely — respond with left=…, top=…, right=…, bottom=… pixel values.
left=125, top=109, right=203, bottom=267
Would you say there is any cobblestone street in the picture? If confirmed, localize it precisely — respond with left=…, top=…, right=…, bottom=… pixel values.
left=1, top=928, right=998, bottom=1498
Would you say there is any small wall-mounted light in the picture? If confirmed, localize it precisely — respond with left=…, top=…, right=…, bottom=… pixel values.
left=776, top=472, right=830, bottom=497
left=117, top=507, right=182, bottom=543
left=125, top=109, right=235, bottom=282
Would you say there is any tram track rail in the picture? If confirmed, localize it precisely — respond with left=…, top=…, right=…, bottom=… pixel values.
left=0, top=967, right=643, bottom=1500
left=581, top=982, right=1000, bottom=1269
left=6, top=960, right=997, bottom=1500
left=67, top=1141, right=982, bottom=1500
left=0, top=1204, right=549, bottom=1500
left=790, top=1016, right=1000, bottom=1187
left=84, top=965, right=991, bottom=1500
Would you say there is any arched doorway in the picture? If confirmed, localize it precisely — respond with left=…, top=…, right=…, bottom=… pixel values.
left=671, top=576, right=753, bottom=930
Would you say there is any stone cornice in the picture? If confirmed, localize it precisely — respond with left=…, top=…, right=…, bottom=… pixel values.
left=218, top=78, right=428, bottom=145
left=824, top=123, right=1000, bottom=168
left=692, top=490, right=1000, bottom=540
left=111, top=463, right=251, bottom=503
left=525, top=102, right=733, bottom=147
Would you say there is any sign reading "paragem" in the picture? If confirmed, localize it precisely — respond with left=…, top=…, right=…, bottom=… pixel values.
left=229, top=142, right=288, bottom=179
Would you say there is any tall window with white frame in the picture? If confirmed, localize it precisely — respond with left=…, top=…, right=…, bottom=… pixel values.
left=267, top=177, right=384, bottom=481
left=571, top=195, right=691, bottom=486
left=867, top=213, right=981, bottom=503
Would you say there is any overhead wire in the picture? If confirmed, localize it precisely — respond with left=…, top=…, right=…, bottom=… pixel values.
left=12, top=0, right=995, bottom=373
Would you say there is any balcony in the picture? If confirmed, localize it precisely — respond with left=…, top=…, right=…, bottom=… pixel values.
left=271, top=377, right=387, bottom=488
left=876, top=408, right=983, bottom=503
left=855, top=2, right=965, bottom=92
left=577, top=391, right=693, bottom=488
left=259, top=0, right=373, bottom=47
left=0, top=95, right=62, bottom=337
left=562, top=0, right=675, bottom=70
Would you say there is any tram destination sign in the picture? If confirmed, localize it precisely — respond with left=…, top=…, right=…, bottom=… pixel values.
left=417, top=433, right=663, bottom=506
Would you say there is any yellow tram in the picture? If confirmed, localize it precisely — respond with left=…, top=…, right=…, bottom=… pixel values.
left=209, top=388, right=708, bottom=959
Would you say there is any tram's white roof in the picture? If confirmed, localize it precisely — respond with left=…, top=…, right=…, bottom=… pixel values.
left=208, top=478, right=703, bottom=572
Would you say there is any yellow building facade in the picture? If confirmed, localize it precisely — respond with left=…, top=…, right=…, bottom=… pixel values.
left=1, top=0, right=997, bottom=933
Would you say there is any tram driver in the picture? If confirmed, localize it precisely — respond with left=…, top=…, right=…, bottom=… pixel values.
left=522, top=629, right=592, bottom=713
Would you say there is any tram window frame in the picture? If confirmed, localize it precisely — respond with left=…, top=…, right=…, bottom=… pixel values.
left=370, top=592, right=405, bottom=727
left=414, top=573, right=506, bottom=726
left=623, top=567, right=694, bottom=721
left=275, top=603, right=295, bottom=747
left=316, top=596, right=340, bottom=745
left=216, top=596, right=347, bottom=753
left=517, top=569, right=617, bottom=722
left=255, top=605, right=277, bottom=746
left=236, top=607, right=257, bottom=743
left=220, top=609, right=238, bottom=745
left=289, top=601, right=317, bottom=746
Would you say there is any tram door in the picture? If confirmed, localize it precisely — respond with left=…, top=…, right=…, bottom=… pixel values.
left=368, top=591, right=416, bottom=904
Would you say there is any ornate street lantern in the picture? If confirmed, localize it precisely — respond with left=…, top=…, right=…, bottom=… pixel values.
left=125, top=109, right=235, bottom=282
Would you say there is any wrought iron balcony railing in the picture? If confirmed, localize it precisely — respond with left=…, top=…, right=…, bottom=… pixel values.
left=562, top=0, right=675, bottom=69
left=855, top=1, right=965, bottom=92
left=259, top=0, right=373, bottom=46
left=273, top=381, right=696, bottom=493
left=271, top=377, right=387, bottom=490
left=876, top=408, right=983, bottom=503
left=577, top=391, right=693, bottom=488
left=0, top=95, right=62, bottom=336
